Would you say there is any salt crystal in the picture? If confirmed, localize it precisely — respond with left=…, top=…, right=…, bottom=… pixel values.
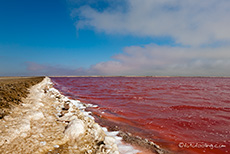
left=54, top=145, right=59, bottom=148
left=64, top=119, right=85, bottom=139
left=40, top=141, right=46, bottom=146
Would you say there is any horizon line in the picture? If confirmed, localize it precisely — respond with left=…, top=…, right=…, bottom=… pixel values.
left=1, top=75, right=230, bottom=78
left=48, top=75, right=230, bottom=78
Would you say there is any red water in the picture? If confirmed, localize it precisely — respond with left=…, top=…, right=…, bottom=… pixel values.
left=51, top=77, right=230, bottom=154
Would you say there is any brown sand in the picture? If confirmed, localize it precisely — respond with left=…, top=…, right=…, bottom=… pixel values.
left=0, top=77, right=44, bottom=119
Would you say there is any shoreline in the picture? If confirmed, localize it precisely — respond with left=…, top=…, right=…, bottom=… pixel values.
left=51, top=77, right=173, bottom=154
left=0, top=77, right=139, bottom=154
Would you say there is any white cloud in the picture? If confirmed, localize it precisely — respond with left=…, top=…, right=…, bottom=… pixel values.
left=25, top=44, right=230, bottom=76
left=90, top=45, right=230, bottom=76
left=74, top=0, right=230, bottom=46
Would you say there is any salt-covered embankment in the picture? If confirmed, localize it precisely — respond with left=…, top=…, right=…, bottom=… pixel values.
left=0, top=77, right=121, bottom=153
left=0, top=77, right=44, bottom=118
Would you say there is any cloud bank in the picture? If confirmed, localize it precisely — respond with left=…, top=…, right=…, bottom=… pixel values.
left=26, top=44, right=230, bottom=76
left=91, top=45, right=230, bottom=76
left=74, top=0, right=230, bottom=46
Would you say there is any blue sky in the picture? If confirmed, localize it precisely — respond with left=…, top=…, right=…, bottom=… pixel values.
left=1, top=0, right=230, bottom=76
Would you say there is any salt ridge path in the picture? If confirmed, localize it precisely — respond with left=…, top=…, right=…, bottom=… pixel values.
left=0, top=77, right=139, bottom=154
